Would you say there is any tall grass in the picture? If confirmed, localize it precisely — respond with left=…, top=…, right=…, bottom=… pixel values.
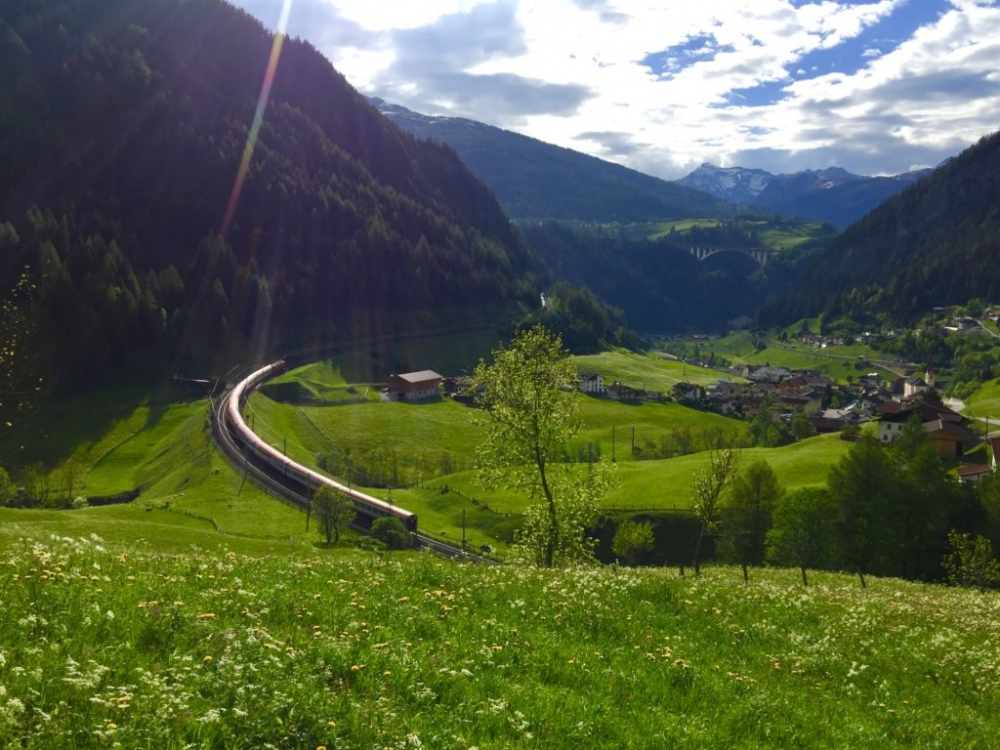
left=1, top=534, right=998, bottom=748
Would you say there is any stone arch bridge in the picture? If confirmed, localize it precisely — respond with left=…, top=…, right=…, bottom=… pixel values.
left=689, top=246, right=771, bottom=267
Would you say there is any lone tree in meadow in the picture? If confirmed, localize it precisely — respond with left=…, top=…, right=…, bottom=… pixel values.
left=312, top=486, right=355, bottom=546
left=691, top=447, right=740, bottom=575
left=470, top=324, right=613, bottom=567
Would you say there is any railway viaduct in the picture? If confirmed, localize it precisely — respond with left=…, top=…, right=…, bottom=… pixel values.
left=689, top=246, right=771, bottom=267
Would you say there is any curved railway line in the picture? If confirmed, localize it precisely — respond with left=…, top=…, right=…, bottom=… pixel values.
left=212, top=360, right=484, bottom=561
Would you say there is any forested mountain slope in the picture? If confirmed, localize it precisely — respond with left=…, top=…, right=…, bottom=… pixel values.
left=0, top=0, right=539, bottom=390
left=763, top=130, right=1000, bottom=325
left=373, top=99, right=732, bottom=223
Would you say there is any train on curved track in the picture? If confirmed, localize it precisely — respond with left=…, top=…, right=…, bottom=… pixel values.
left=222, top=360, right=418, bottom=533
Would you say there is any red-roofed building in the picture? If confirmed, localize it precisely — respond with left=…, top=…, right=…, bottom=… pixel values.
left=878, top=400, right=980, bottom=458
left=386, top=370, right=443, bottom=401
left=957, top=464, right=993, bottom=484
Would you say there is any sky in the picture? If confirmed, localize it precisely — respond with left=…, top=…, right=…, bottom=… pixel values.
left=230, top=0, right=1000, bottom=180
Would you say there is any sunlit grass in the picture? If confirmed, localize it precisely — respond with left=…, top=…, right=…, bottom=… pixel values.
left=394, top=433, right=851, bottom=549
left=1, top=535, right=998, bottom=748
left=574, top=349, right=730, bottom=388
left=965, top=379, right=1000, bottom=419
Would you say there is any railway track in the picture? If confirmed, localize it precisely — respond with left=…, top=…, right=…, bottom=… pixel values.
left=212, top=362, right=489, bottom=562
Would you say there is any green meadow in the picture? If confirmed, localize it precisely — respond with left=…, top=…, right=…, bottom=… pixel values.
left=393, top=433, right=851, bottom=545
left=11, top=387, right=310, bottom=548
left=963, top=379, right=1000, bottom=419
left=1, top=533, right=998, bottom=749
left=678, top=331, right=901, bottom=383
left=5, top=347, right=855, bottom=555
left=573, top=349, right=728, bottom=388
left=2, top=345, right=998, bottom=748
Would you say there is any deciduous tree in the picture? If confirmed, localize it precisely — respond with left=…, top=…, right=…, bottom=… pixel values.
left=312, top=486, right=355, bottom=546
left=828, top=435, right=898, bottom=587
left=372, top=516, right=413, bottom=551
left=767, top=487, right=840, bottom=586
left=691, top=447, right=740, bottom=575
left=612, top=520, right=655, bottom=566
left=720, top=459, right=783, bottom=583
left=470, top=324, right=614, bottom=567
left=943, top=531, right=1000, bottom=591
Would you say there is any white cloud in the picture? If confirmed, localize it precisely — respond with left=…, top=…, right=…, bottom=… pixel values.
left=233, top=0, right=1000, bottom=179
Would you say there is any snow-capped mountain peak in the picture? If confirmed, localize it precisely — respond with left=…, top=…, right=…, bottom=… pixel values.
left=677, top=163, right=774, bottom=203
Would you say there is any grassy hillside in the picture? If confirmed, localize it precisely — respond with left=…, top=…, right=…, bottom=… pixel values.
left=4, top=346, right=853, bottom=555
left=677, top=331, right=898, bottom=383
left=237, top=355, right=856, bottom=548
left=573, top=350, right=727, bottom=388
left=1, top=533, right=997, bottom=748
left=964, top=380, right=1000, bottom=418
left=389, top=434, right=850, bottom=546
left=8, top=387, right=310, bottom=545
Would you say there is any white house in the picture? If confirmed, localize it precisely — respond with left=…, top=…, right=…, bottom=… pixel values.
left=579, top=371, right=606, bottom=394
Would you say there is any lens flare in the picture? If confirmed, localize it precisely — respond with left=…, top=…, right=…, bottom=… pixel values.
left=220, top=0, right=293, bottom=237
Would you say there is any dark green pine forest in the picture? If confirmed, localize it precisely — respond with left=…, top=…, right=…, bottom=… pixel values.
left=764, top=130, right=1000, bottom=326
left=523, top=222, right=757, bottom=332
left=4, top=0, right=1000, bottom=423
left=0, top=0, right=542, bottom=395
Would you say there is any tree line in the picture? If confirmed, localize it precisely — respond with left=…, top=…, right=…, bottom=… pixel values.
left=613, top=417, right=999, bottom=588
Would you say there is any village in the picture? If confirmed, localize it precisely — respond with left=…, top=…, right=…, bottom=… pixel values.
left=381, top=352, right=990, bottom=484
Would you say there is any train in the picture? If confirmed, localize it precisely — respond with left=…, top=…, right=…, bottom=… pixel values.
left=224, top=360, right=418, bottom=533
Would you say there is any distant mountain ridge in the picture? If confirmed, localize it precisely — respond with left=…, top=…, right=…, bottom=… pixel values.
left=371, top=98, right=732, bottom=223
left=762, top=130, right=1000, bottom=324
left=677, top=164, right=775, bottom=204
left=678, top=163, right=934, bottom=228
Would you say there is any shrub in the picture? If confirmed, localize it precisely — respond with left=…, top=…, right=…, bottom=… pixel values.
left=372, top=517, right=413, bottom=550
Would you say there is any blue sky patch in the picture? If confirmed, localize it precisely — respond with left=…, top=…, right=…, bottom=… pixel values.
left=714, top=79, right=791, bottom=108
left=640, top=33, right=735, bottom=79
left=791, top=0, right=951, bottom=79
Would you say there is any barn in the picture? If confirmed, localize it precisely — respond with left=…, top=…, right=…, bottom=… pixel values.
left=386, top=370, right=444, bottom=401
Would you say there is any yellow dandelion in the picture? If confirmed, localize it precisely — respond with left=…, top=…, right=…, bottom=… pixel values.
left=204, top=655, right=213, bottom=663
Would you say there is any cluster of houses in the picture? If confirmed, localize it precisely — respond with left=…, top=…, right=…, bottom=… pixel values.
left=677, top=362, right=991, bottom=479
left=385, top=363, right=992, bottom=483
left=669, top=364, right=841, bottom=425
left=579, top=372, right=662, bottom=402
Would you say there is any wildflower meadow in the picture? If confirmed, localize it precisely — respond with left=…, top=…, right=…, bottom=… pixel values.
left=1, top=531, right=999, bottom=748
